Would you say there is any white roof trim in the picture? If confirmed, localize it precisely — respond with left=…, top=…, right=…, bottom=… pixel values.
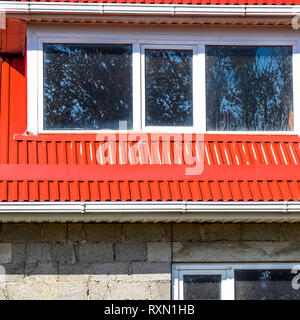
left=1, top=2, right=300, bottom=18
left=1, top=201, right=300, bottom=222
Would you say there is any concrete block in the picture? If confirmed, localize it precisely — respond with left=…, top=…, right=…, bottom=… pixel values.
left=90, top=263, right=130, bottom=281
left=123, top=224, right=171, bottom=243
left=53, top=244, right=76, bottom=263
left=84, top=224, right=122, bottom=242
left=201, top=224, right=241, bottom=241
left=67, top=223, right=83, bottom=242
left=50, top=282, right=88, bottom=300
left=42, top=224, right=67, bottom=243
left=0, top=287, right=7, bottom=300
left=130, top=262, right=171, bottom=281
left=24, top=263, right=58, bottom=283
left=78, top=243, right=114, bottom=263
left=11, top=243, right=25, bottom=264
left=6, top=282, right=88, bottom=300
left=115, top=243, right=147, bottom=262
left=2, top=224, right=41, bottom=242
left=0, top=265, right=5, bottom=283
left=26, top=243, right=52, bottom=263
left=281, top=224, right=300, bottom=241
left=58, top=263, right=89, bottom=282
left=149, top=282, right=171, bottom=300
left=147, top=242, right=171, bottom=262
left=6, top=283, right=47, bottom=300
left=0, top=243, right=12, bottom=263
left=173, top=241, right=300, bottom=262
left=108, top=281, right=149, bottom=300
left=1, top=264, right=24, bottom=283
left=88, top=281, right=109, bottom=300
left=240, top=224, right=281, bottom=241
left=172, top=224, right=241, bottom=242
left=0, top=282, right=7, bottom=300
left=172, top=224, right=203, bottom=242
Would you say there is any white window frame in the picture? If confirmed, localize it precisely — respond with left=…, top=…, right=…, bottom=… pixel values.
left=27, top=25, right=300, bottom=135
left=141, top=44, right=201, bottom=132
left=172, top=263, right=300, bottom=300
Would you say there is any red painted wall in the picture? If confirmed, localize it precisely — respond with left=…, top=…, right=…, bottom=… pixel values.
left=0, top=55, right=27, bottom=165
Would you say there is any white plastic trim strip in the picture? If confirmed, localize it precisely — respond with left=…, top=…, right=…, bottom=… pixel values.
left=0, top=201, right=296, bottom=213
left=1, top=201, right=300, bottom=222
left=1, top=2, right=300, bottom=17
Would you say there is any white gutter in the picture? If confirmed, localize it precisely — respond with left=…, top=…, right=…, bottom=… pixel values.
left=1, top=201, right=300, bottom=222
left=1, top=2, right=300, bottom=17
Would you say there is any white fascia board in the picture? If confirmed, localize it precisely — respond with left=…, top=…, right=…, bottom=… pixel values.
left=0, top=201, right=300, bottom=223
left=0, top=2, right=300, bottom=17
left=0, top=201, right=296, bottom=214
left=185, top=202, right=291, bottom=212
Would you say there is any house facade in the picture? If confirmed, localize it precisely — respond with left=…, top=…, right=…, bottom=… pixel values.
left=0, top=0, right=300, bottom=300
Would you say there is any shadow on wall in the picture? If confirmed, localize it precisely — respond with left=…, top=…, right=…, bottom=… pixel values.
left=0, top=223, right=173, bottom=274
left=0, top=223, right=174, bottom=299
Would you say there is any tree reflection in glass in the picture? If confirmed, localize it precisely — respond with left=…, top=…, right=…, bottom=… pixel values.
left=206, top=46, right=293, bottom=131
left=145, top=49, right=193, bottom=127
left=43, top=44, right=133, bottom=130
left=235, top=269, right=300, bottom=300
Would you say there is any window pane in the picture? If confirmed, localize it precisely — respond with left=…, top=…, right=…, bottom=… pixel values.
left=145, top=49, right=193, bottom=126
left=206, top=46, right=293, bottom=131
left=235, top=269, right=300, bottom=300
left=183, top=275, right=221, bottom=300
left=43, top=44, right=133, bottom=130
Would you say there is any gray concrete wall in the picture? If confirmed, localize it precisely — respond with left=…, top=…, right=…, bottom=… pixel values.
left=0, top=222, right=300, bottom=300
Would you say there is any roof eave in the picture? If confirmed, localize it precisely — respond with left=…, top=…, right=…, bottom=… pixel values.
left=1, top=201, right=300, bottom=223
left=1, top=2, right=300, bottom=18
left=1, top=3, right=297, bottom=54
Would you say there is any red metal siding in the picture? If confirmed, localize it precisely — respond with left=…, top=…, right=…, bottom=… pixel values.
left=1, top=55, right=300, bottom=202
left=0, top=19, right=26, bottom=55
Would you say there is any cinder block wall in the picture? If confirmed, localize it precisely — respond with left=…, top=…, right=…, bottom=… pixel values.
left=0, top=222, right=300, bottom=300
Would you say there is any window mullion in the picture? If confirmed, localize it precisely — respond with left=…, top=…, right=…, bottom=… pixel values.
left=27, top=32, right=40, bottom=135
left=178, top=271, right=185, bottom=301
left=293, top=41, right=300, bottom=135
left=196, top=44, right=206, bottom=133
left=132, top=42, right=142, bottom=131
left=221, top=268, right=235, bottom=300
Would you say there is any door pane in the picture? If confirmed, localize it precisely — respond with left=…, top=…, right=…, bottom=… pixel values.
left=206, top=46, right=293, bottom=131
left=183, top=274, right=221, bottom=300
left=235, top=269, right=300, bottom=300
left=145, top=49, right=193, bottom=127
left=44, top=44, right=133, bottom=130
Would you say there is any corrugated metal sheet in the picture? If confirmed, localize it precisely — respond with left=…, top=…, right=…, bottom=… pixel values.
left=14, top=0, right=300, bottom=5
left=1, top=53, right=300, bottom=203
left=0, top=19, right=26, bottom=55
left=0, top=134, right=299, bottom=202
left=0, top=178, right=300, bottom=202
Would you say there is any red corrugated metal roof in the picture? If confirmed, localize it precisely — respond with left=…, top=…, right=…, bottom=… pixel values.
left=1, top=52, right=300, bottom=203
left=0, top=134, right=298, bottom=202
left=13, top=0, right=300, bottom=5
